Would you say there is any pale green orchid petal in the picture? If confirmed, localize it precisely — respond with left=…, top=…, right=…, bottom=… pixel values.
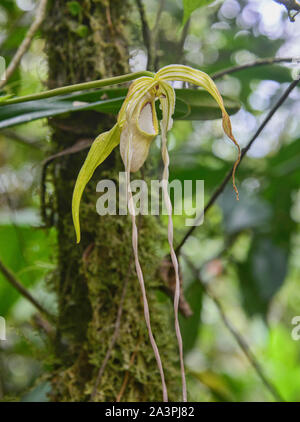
left=158, top=80, right=176, bottom=133
left=156, top=65, right=219, bottom=99
left=156, top=64, right=241, bottom=198
left=120, top=95, right=159, bottom=172
left=118, top=77, right=156, bottom=127
left=72, top=124, right=121, bottom=243
left=118, top=77, right=159, bottom=172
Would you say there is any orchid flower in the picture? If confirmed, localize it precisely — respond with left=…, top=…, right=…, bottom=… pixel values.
left=72, top=64, right=241, bottom=402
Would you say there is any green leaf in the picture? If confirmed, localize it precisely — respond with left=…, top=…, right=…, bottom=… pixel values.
left=219, top=186, right=272, bottom=235
left=0, top=225, right=56, bottom=315
left=237, top=237, right=288, bottom=317
left=179, top=280, right=203, bottom=352
left=175, top=89, right=240, bottom=120
left=72, top=124, right=121, bottom=243
left=182, top=0, right=216, bottom=25
left=191, top=370, right=234, bottom=401
left=0, top=88, right=240, bottom=129
left=0, top=91, right=127, bottom=129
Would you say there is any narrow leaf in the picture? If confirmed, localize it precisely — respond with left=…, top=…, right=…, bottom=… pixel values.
left=72, top=124, right=121, bottom=243
left=0, top=88, right=240, bottom=129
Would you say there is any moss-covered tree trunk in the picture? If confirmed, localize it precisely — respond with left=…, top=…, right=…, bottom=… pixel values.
left=43, top=0, right=179, bottom=401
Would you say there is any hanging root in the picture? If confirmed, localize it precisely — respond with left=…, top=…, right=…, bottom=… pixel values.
left=125, top=136, right=168, bottom=402
left=160, top=122, right=187, bottom=402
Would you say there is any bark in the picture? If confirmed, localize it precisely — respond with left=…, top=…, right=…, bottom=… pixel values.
left=43, top=0, right=179, bottom=401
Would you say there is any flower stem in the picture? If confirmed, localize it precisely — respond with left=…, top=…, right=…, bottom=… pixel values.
left=1, top=71, right=155, bottom=106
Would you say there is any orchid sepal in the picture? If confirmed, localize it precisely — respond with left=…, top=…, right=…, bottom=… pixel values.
left=72, top=123, right=121, bottom=243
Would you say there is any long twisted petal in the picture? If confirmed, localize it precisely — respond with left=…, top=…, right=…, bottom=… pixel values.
left=157, top=65, right=241, bottom=198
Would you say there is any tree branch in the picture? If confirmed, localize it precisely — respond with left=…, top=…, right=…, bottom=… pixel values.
left=0, top=258, right=53, bottom=320
left=184, top=256, right=285, bottom=402
left=158, top=256, right=193, bottom=318
left=116, top=339, right=141, bottom=402
left=273, top=0, right=300, bottom=21
left=176, top=76, right=300, bottom=255
left=153, top=0, right=165, bottom=40
left=135, top=0, right=166, bottom=71
left=135, top=0, right=152, bottom=69
left=211, top=57, right=295, bottom=81
left=176, top=18, right=191, bottom=65
left=152, top=0, right=166, bottom=71
left=40, top=138, right=92, bottom=225
left=1, top=129, right=43, bottom=150
left=0, top=0, right=48, bottom=89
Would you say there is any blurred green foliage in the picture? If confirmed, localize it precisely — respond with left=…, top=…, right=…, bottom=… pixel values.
left=182, top=0, right=218, bottom=24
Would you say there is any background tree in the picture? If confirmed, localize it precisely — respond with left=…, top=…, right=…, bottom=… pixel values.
left=43, top=0, right=181, bottom=402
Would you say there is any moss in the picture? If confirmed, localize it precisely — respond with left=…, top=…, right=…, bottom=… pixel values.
left=48, top=164, right=180, bottom=401
left=43, top=0, right=180, bottom=402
